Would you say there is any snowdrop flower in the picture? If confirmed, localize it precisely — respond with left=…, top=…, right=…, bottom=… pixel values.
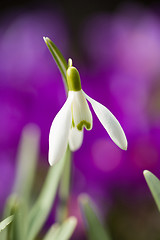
left=49, top=59, right=127, bottom=165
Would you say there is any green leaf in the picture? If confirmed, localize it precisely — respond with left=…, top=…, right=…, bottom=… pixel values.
left=56, top=148, right=71, bottom=222
left=2, top=125, right=40, bottom=240
left=3, top=195, right=28, bottom=240
left=43, top=37, right=68, bottom=91
left=44, top=217, right=77, bottom=240
left=11, top=199, right=28, bottom=240
left=0, top=215, right=13, bottom=233
left=79, top=194, right=111, bottom=240
left=13, top=124, right=40, bottom=203
left=44, top=224, right=59, bottom=240
left=27, top=147, right=70, bottom=240
left=143, top=170, right=160, bottom=211
left=2, top=195, right=21, bottom=240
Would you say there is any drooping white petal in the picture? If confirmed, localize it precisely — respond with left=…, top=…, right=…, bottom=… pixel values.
left=84, top=91, right=128, bottom=150
left=48, top=94, right=73, bottom=165
left=71, top=90, right=93, bottom=131
left=69, top=127, right=84, bottom=151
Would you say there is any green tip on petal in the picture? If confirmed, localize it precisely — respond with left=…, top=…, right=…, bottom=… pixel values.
left=77, top=120, right=91, bottom=131
left=67, top=66, right=81, bottom=91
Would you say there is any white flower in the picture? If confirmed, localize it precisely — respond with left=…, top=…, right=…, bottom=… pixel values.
left=48, top=60, right=128, bottom=165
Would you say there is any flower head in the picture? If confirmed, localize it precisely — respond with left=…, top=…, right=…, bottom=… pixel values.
left=49, top=59, right=127, bottom=165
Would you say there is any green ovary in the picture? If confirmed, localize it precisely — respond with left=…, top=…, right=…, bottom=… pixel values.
left=77, top=120, right=91, bottom=131
left=66, top=67, right=81, bottom=91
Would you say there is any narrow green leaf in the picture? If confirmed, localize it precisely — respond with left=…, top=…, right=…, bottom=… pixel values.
left=2, top=125, right=40, bottom=240
left=44, top=224, right=59, bottom=240
left=11, top=199, right=28, bottom=240
left=57, top=148, right=71, bottom=222
left=43, top=37, right=68, bottom=91
left=13, top=124, right=40, bottom=203
left=44, top=217, right=77, bottom=240
left=2, top=195, right=20, bottom=240
left=3, top=195, right=28, bottom=240
left=79, top=194, right=111, bottom=240
left=27, top=147, right=70, bottom=240
left=0, top=215, right=13, bottom=232
left=143, top=170, right=160, bottom=211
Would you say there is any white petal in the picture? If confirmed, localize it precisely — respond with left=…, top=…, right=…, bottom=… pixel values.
left=69, top=127, right=84, bottom=151
left=71, top=90, right=93, bottom=131
left=48, top=94, right=73, bottom=165
left=84, top=91, right=128, bottom=150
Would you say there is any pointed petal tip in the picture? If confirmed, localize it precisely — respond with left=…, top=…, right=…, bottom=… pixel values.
left=49, top=161, right=53, bottom=166
left=120, top=145, right=127, bottom=151
left=143, top=170, right=150, bottom=177
left=117, top=135, right=128, bottom=151
left=48, top=154, right=59, bottom=166
left=122, top=140, right=128, bottom=151
left=48, top=158, right=53, bottom=166
left=124, top=146, right=127, bottom=151
left=48, top=155, right=54, bottom=166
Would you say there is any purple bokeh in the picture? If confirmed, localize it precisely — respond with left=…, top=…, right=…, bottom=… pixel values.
left=0, top=9, right=69, bottom=213
left=1, top=3, right=160, bottom=238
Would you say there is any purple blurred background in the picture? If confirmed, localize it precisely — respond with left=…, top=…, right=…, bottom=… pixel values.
left=1, top=0, right=160, bottom=239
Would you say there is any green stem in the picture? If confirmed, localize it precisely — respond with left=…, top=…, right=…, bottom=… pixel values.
left=56, top=146, right=72, bottom=223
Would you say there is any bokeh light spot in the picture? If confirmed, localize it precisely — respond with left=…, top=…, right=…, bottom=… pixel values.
left=91, top=138, right=122, bottom=172
left=130, top=137, right=159, bottom=169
